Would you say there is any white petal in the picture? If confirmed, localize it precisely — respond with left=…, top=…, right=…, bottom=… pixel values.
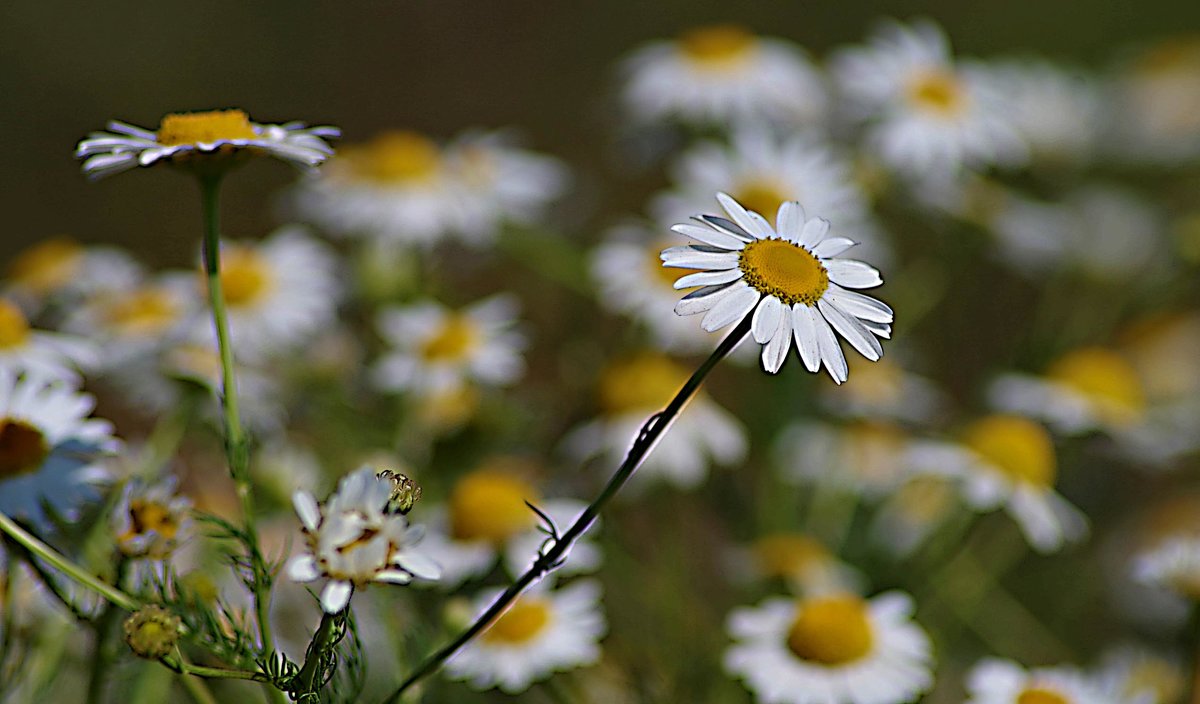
left=861, top=319, right=892, bottom=339
left=286, top=556, right=321, bottom=583
left=824, top=285, right=894, bottom=323
left=812, top=312, right=848, bottom=384
left=673, top=268, right=743, bottom=289
left=819, top=299, right=883, bottom=361
left=396, top=551, right=443, bottom=580
left=660, top=247, right=739, bottom=270
left=812, top=237, right=857, bottom=258
left=292, top=491, right=321, bottom=532
left=776, top=202, right=806, bottom=243
left=791, top=305, right=821, bottom=373
left=697, top=215, right=754, bottom=242
left=320, top=581, right=353, bottom=613
left=671, top=223, right=745, bottom=250
left=701, top=285, right=760, bottom=332
left=761, top=308, right=794, bottom=374
left=374, top=569, right=413, bottom=584
left=799, top=218, right=831, bottom=248
left=825, top=259, right=883, bottom=289
left=717, top=192, right=774, bottom=239
left=751, top=296, right=783, bottom=344
left=674, top=284, right=734, bottom=316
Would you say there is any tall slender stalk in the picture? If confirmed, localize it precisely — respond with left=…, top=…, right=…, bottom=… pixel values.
left=86, top=558, right=129, bottom=704
left=380, top=316, right=751, bottom=703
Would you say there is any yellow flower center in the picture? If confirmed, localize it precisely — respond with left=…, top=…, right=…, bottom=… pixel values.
left=786, top=595, right=874, bottom=666
left=125, top=499, right=180, bottom=541
left=679, top=25, right=756, bottom=66
left=1046, top=347, right=1145, bottom=426
left=1017, top=687, right=1071, bottom=704
left=219, top=247, right=273, bottom=307
left=963, top=415, right=1056, bottom=488
left=448, top=470, right=540, bottom=543
left=156, top=109, right=257, bottom=146
left=344, top=131, right=441, bottom=184
left=0, top=301, right=32, bottom=350
left=739, top=238, right=829, bottom=306
left=906, top=69, right=967, bottom=116
left=734, top=179, right=790, bottom=223
left=420, top=315, right=479, bottom=363
left=7, top=238, right=84, bottom=294
left=752, top=533, right=830, bottom=578
left=599, top=354, right=689, bottom=415
left=0, top=419, right=50, bottom=480
left=103, top=287, right=180, bottom=335
left=482, top=598, right=552, bottom=645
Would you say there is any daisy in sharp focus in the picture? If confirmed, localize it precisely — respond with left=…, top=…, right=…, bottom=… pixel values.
left=445, top=579, right=606, bottom=694
left=0, top=297, right=96, bottom=383
left=662, top=192, right=893, bottom=381
left=965, top=659, right=1123, bottom=704
left=724, top=591, right=933, bottom=704
left=75, top=109, right=338, bottom=179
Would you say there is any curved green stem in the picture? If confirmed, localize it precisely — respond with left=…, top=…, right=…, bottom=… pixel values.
left=380, top=316, right=751, bottom=703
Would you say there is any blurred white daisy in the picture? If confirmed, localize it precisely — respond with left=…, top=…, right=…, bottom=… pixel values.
left=775, top=420, right=911, bottom=500
left=564, top=352, right=746, bottom=489
left=733, top=532, right=863, bottom=596
left=63, top=273, right=197, bottom=372
left=965, top=659, right=1123, bottom=704
left=0, top=298, right=96, bottom=383
left=820, top=357, right=943, bottom=424
left=981, top=59, right=1103, bottom=165
left=663, top=193, right=892, bottom=380
left=372, top=294, right=525, bottom=396
left=1096, top=645, right=1185, bottom=704
left=724, top=591, right=933, bottom=704
left=831, top=19, right=1026, bottom=179
left=446, top=579, right=606, bottom=694
left=906, top=414, right=1088, bottom=553
left=621, top=24, right=827, bottom=127
left=287, top=466, right=441, bottom=613
left=1116, top=313, right=1200, bottom=465
left=111, top=477, right=192, bottom=559
left=1133, top=536, right=1200, bottom=602
left=869, top=474, right=962, bottom=558
left=75, top=109, right=338, bottom=179
left=1109, top=37, right=1200, bottom=164
left=3, top=238, right=88, bottom=305
left=0, top=371, right=118, bottom=530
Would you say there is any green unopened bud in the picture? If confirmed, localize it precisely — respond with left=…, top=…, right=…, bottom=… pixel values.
left=123, top=605, right=181, bottom=659
left=377, top=469, right=422, bottom=515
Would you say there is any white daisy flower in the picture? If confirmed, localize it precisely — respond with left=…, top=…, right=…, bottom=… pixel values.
left=1133, top=536, right=1200, bottom=602
left=0, top=371, right=119, bottom=529
left=0, top=297, right=96, bottom=383
left=3, top=238, right=88, bottom=305
left=1096, top=645, right=1185, bottom=704
left=662, top=193, right=892, bottom=381
left=287, top=466, right=441, bottom=613
left=564, top=352, right=747, bottom=489
left=75, top=109, right=338, bottom=179
left=733, top=533, right=864, bottom=597
left=111, top=478, right=192, bottom=559
left=775, top=420, right=911, bottom=499
left=820, top=357, right=944, bottom=424
left=9, top=242, right=145, bottom=321
left=724, top=591, right=933, bottom=704
left=906, top=414, right=1088, bottom=553
left=981, top=59, right=1104, bottom=165
left=372, top=294, right=525, bottom=396
left=831, top=19, right=1026, bottom=179
left=620, top=24, right=828, bottom=128
left=446, top=579, right=606, bottom=694
left=965, top=659, right=1123, bottom=704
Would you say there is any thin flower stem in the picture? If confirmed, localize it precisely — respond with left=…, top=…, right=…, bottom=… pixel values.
left=86, top=558, right=129, bottom=704
left=292, top=607, right=347, bottom=698
left=161, top=651, right=271, bottom=682
left=380, top=316, right=752, bottom=704
left=197, top=174, right=274, bottom=658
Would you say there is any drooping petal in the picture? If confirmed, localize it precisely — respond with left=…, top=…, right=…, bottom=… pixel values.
left=674, top=284, right=736, bottom=316
left=701, top=285, right=760, bottom=332
left=824, top=285, right=894, bottom=323
left=812, top=312, right=848, bottom=384
left=761, top=307, right=794, bottom=374
left=751, top=295, right=783, bottom=344
left=320, top=581, right=353, bottom=613
left=819, top=299, right=883, bottom=361
left=792, top=304, right=822, bottom=373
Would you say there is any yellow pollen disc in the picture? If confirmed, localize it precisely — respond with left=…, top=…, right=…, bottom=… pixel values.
left=786, top=595, right=874, bottom=666
left=739, top=238, right=829, bottom=306
left=483, top=598, right=552, bottom=645
left=420, top=315, right=479, bottom=363
left=103, top=287, right=179, bottom=335
left=679, top=25, right=756, bottom=66
left=963, top=415, right=1056, bottom=488
left=0, top=301, right=32, bottom=350
left=448, top=470, right=540, bottom=543
left=344, top=131, right=441, bottom=183
left=1016, top=687, right=1071, bottom=704
left=0, top=419, right=50, bottom=480
left=156, top=109, right=257, bottom=146
left=734, top=179, right=790, bottom=224
left=598, top=353, right=690, bottom=415
left=752, top=533, right=830, bottom=578
left=1046, top=347, right=1145, bottom=426
left=219, top=247, right=274, bottom=307
left=126, top=499, right=179, bottom=541
left=906, top=69, right=967, bottom=116
left=7, top=238, right=84, bottom=294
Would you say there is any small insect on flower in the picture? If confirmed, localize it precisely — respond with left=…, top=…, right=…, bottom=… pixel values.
left=75, top=109, right=339, bottom=180
left=663, top=192, right=892, bottom=381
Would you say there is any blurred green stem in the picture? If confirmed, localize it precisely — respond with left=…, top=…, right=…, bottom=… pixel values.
left=380, top=316, right=753, bottom=704
left=87, top=557, right=128, bottom=704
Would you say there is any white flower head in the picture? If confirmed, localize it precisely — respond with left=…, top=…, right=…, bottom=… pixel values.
left=965, top=659, right=1124, bottom=704
left=1096, top=645, right=1185, bottom=704
left=662, top=192, right=892, bottom=381
left=775, top=420, right=911, bottom=499
left=287, top=466, right=441, bottom=613
left=111, top=477, right=192, bottom=558
left=0, top=297, right=96, bottom=384
left=75, top=109, right=338, bottom=179
left=981, top=59, right=1104, bottom=165
left=1133, top=536, right=1200, bottom=602
left=724, top=591, right=934, bottom=704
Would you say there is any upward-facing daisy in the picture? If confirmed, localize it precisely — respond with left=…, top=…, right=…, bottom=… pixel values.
left=662, top=193, right=892, bottom=381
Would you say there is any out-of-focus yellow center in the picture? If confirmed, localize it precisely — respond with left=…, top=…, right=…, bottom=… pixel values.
left=739, top=238, right=829, bottom=306
left=482, top=598, right=551, bottom=645
left=416, top=385, right=481, bottom=430
left=448, top=470, right=539, bottom=543
left=103, top=287, right=179, bottom=335
left=734, top=179, right=790, bottom=223
left=679, top=25, right=756, bottom=66
left=7, top=238, right=84, bottom=294
left=906, top=69, right=967, bottom=116
left=894, top=476, right=956, bottom=522
left=963, top=415, right=1056, bottom=488
left=0, top=419, right=50, bottom=480
left=1121, top=656, right=1185, bottom=704
left=420, top=315, right=479, bottom=363
left=1016, top=688, right=1070, bottom=704
left=126, top=499, right=180, bottom=541
left=786, top=595, right=874, bottom=666
left=219, top=247, right=273, bottom=307
left=1134, top=37, right=1200, bottom=75
left=599, top=354, right=689, bottom=415
left=344, top=131, right=441, bottom=184
left=0, top=301, right=32, bottom=350
left=157, top=110, right=256, bottom=146
left=1046, top=347, right=1145, bottom=426
left=752, top=533, right=830, bottom=578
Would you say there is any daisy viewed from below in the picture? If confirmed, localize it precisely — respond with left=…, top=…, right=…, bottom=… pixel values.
left=75, top=108, right=338, bottom=179
left=0, top=297, right=96, bottom=383
left=724, top=591, right=933, bottom=704
left=662, top=192, right=892, bottom=381
left=965, top=659, right=1123, bottom=704
left=445, top=579, right=606, bottom=694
